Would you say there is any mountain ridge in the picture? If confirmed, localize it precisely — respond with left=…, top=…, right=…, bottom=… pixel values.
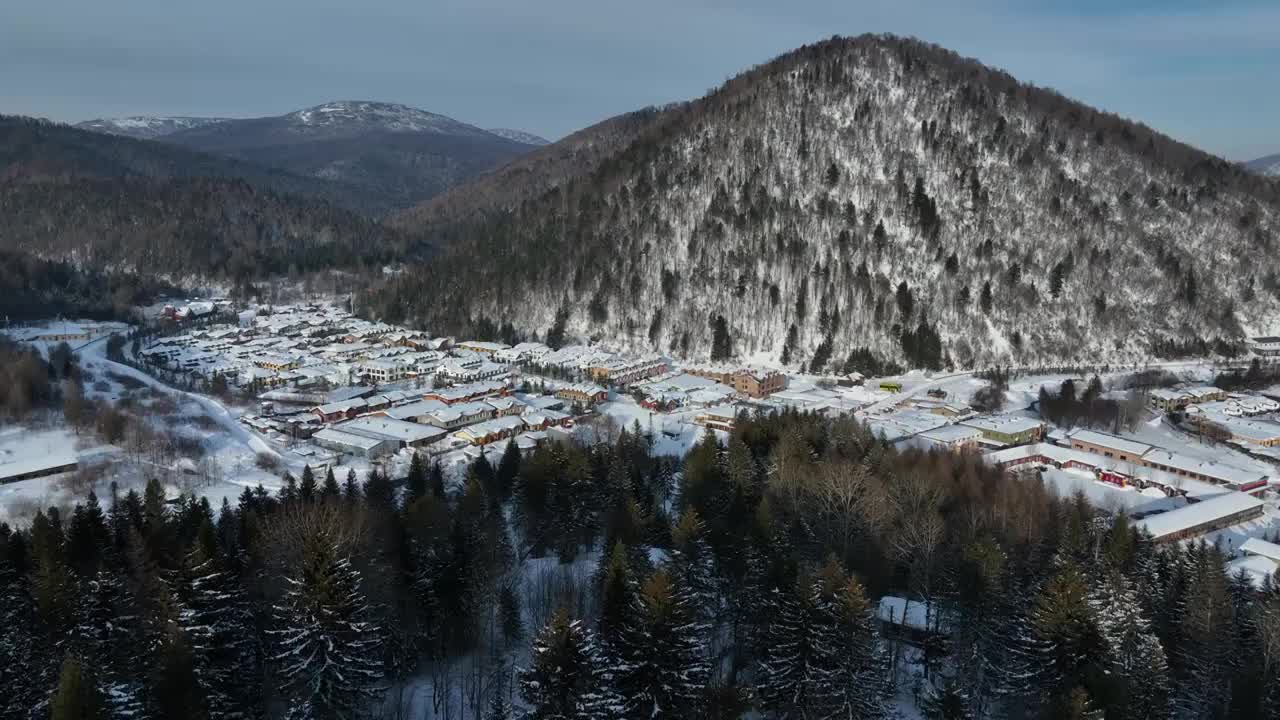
left=371, top=34, right=1280, bottom=370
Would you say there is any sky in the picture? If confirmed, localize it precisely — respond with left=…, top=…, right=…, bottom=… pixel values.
left=2, top=0, right=1277, bottom=161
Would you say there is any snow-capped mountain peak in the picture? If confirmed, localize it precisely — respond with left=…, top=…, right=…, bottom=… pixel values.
left=486, top=128, right=551, bottom=146
left=283, top=101, right=488, bottom=136
left=74, top=116, right=230, bottom=140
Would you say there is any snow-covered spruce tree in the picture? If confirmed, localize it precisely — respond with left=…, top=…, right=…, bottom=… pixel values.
left=667, top=508, right=716, bottom=627
left=1173, top=544, right=1235, bottom=719
left=805, top=557, right=892, bottom=719
left=174, top=521, right=259, bottom=720
left=1088, top=571, right=1170, bottom=720
left=754, top=574, right=813, bottom=716
left=270, top=530, right=383, bottom=720
left=518, top=609, right=615, bottom=720
left=50, top=653, right=106, bottom=720
left=616, top=569, right=710, bottom=719
left=1029, top=561, right=1104, bottom=710
left=920, top=677, right=974, bottom=720
left=0, top=527, right=55, bottom=717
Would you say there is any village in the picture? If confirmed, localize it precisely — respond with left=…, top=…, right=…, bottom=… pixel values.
left=6, top=301, right=1280, bottom=587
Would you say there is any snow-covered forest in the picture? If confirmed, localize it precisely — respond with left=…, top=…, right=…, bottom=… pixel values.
left=372, top=34, right=1280, bottom=371
left=4, top=408, right=1278, bottom=719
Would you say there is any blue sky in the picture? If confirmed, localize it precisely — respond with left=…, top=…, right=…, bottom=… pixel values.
left=2, top=0, right=1276, bottom=160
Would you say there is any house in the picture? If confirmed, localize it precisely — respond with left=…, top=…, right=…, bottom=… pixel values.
left=312, top=427, right=397, bottom=459
left=587, top=356, right=669, bottom=387
left=914, top=425, right=984, bottom=451
left=521, top=409, right=572, bottom=431
left=694, top=405, right=738, bottom=432
left=1136, top=492, right=1265, bottom=543
left=960, top=416, right=1046, bottom=447
left=730, top=368, right=787, bottom=398
left=423, top=380, right=509, bottom=405
left=1250, top=336, right=1280, bottom=357
left=357, top=358, right=408, bottom=384
left=456, top=340, right=511, bottom=356
left=313, top=398, right=369, bottom=424
left=556, top=383, right=609, bottom=407
left=454, top=416, right=527, bottom=446
left=1067, top=429, right=1152, bottom=464
left=422, top=401, right=495, bottom=430
left=332, top=417, right=448, bottom=449
left=1139, top=449, right=1269, bottom=494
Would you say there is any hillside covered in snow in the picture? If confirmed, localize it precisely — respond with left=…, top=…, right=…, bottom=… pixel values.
left=373, top=35, right=1280, bottom=371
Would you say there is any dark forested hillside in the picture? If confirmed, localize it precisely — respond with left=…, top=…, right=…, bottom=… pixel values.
left=372, top=34, right=1280, bottom=369
left=116, top=101, right=542, bottom=216
left=390, top=106, right=679, bottom=230
left=0, top=116, right=423, bottom=294
left=1, top=114, right=393, bottom=214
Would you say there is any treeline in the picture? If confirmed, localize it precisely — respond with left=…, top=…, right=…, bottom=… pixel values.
left=0, top=250, right=172, bottom=323
left=1038, top=376, right=1147, bottom=432
left=1214, top=358, right=1280, bottom=392
left=4, top=411, right=1280, bottom=718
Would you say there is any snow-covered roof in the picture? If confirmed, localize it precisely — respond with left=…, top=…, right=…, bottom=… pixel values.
left=1066, top=429, right=1153, bottom=456
left=961, top=415, right=1044, bottom=435
left=1240, top=537, right=1280, bottom=562
left=1226, top=554, right=1278, bottom=589
left=1136, top=492, right=1264, bottom=541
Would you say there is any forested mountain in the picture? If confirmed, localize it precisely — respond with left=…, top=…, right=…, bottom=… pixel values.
left=1248, top=153, right=1280, bottom=177
left=2, top=114, right=389, bottom=213
left=99, top=101, right=544, bottom=215
left=373, top=35, right=1280, bottom=370
left=391, top=106, right=678, bottom=230
left=0, top=116, right=421, bottom=293
left=74, top=116, right=231, bottom=140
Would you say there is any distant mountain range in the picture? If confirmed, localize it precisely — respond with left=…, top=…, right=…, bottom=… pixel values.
left=0, top=115, right=418, bottom=288
left=1247, top=153, right=1280, bottom=177
left=75, top=101, right=546, bottom=215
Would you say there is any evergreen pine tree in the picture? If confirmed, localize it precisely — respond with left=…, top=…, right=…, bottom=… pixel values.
left=175, top=527, right=259, bottom=720
left=321, top=467, right=341, bottom=501
left=618, top=569, right=709, bottom=718
left=270, top=533, right=384, bottom=719
left=1088, top=572, right=1170, bottom=720
left=150, top=629, right=210, bottom=720
left=806, top=557, right=891, bottom=719
left=299, top=465, right=317, bottom=504
left=518, top=609, right=613, bottom=720
left=405, top=452, right=427, bottom=502
left=343, top=469, right=361, bottom=502
left=50, top=654, right=105, bottom=720
left=496, top=441, right=521, bottom=502
left=428, top=460, right=446, bottom=500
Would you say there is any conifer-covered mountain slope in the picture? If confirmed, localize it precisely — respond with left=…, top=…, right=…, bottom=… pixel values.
left=390, top=106, right=679, bottom=230
left=0, top=115, right=419, bottom=285
left=1248, top=153, right=1280, bottom=177
left=372, top=35, right=1280, bottom=370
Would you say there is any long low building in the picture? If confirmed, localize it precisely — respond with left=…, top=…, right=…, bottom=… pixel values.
left=1061, top=428, right=1270, bottom=492
left=987, top=443, right=1252, bottom=499
left=1136, top=492, right=1265, bottom=544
